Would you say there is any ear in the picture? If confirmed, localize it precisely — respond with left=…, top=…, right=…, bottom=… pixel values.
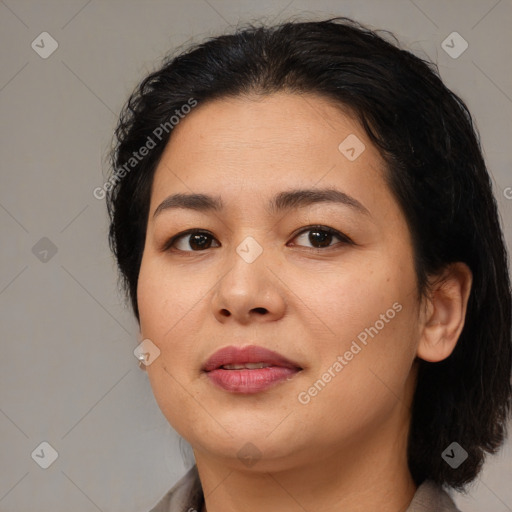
left=417, top=262, right=473, bottom=363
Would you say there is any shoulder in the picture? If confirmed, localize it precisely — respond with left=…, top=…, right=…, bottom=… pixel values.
left=147, top=465, right=204, bottom=512
left=146, top=468, right=461, bottom=512
left=406, top=480, right=462, bottom=512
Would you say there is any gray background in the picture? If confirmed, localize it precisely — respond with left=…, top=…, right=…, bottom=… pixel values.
left=1, top=0, right=511, bottom=510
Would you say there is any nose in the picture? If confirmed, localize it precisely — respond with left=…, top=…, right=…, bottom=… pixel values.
left=210, top=240, right=287, bottom=325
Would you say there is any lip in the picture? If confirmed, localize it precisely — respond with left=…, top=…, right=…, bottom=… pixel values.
left=202, top=345, right=303, bottom=394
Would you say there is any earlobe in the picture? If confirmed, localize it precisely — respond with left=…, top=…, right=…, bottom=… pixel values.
left=417, top=262, right=473, bottom=363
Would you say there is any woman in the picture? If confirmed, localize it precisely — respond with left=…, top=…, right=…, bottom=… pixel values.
left=105, top=17, right=511, bottom=512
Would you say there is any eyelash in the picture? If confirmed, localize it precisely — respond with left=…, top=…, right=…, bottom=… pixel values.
left=162, top=225, right=354, bottom=254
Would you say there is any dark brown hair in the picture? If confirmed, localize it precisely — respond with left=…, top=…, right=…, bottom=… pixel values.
left=106, top=17, right=511, bottom=490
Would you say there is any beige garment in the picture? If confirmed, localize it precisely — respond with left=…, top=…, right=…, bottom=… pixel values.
left=148, top=465, right=462, bottom=512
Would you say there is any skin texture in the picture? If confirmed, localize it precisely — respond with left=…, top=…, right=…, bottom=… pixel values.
left=137, top=92, right=472, bottom=512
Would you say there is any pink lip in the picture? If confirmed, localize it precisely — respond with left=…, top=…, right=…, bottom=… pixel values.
left=203, top=345, right=302, bottom=394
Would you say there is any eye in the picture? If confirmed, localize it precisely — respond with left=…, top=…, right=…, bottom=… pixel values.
left=289, top=225, right=353, bottom=250
left=163, top=225, right=353, bottom=253
left=164, top=230, right=220, bottom=252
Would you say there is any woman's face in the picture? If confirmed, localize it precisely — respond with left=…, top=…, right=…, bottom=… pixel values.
left=137, top=92, right=423, bottom=470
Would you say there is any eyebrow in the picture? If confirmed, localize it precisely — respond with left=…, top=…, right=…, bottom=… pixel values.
left=152, top=188, right=371, bottom=219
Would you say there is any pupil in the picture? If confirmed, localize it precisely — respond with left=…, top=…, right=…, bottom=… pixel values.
left=190, top=233, right=210, bottom=250
left=310, top=230, right=331, bottom=248
left=187, top=231, right=333, bottom=250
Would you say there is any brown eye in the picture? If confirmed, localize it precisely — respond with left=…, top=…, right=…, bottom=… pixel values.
left=306, top=229, right=334, bottom=248
left=165, top=230, right=220, bottom=252
left=291, top=226, right=352, bottom=249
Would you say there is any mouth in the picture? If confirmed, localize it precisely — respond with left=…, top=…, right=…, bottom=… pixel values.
left=202, top=345, right=303, bottom=394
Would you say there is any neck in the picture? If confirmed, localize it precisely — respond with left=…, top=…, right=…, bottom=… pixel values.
left=195, top=403, right=417, bottom=512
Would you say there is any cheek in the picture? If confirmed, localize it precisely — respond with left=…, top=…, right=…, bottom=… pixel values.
left=136, top=257, right=203, bottom=426
left=289, top=246, right=416, bottom=341
left=294, top=277, right=418, bottom=438
left=290, top=247, right=419, bottom=399
left=136, top=254, right=215, bottom=384
left=137, top=256, right=200, bottom=336
left=137, top=258, right=167, bottom=338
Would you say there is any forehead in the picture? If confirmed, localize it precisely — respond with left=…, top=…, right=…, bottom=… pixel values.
left=149, top=92, right=389, bottom=214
